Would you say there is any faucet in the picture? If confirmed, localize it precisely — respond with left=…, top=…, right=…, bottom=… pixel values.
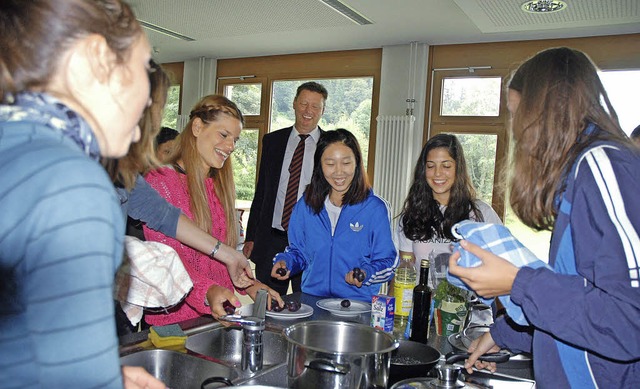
left=219, top=289, right=268, bottom=373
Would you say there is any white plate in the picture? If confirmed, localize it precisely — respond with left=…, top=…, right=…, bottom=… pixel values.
left=265, top=303, right=314, bottom=320
left=316, top=298, right=371, bottom=316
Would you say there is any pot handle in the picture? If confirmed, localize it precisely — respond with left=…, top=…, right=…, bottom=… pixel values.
left=305, top=358, right=351, bottom=375
left=445, top=350, right=510, bottom=365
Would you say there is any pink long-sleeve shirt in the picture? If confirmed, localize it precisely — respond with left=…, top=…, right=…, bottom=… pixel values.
left=143, top=166, right=233, bottom=326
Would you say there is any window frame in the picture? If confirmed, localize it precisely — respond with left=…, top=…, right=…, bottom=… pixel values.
left=428, top=67, right=509, bottom=219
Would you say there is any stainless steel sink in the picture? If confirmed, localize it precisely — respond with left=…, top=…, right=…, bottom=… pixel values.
left=120, top=349, right=233, bottom=389
left=186, top=326, right=288, bottom=367
left=234, top=363, right=288, bottom=388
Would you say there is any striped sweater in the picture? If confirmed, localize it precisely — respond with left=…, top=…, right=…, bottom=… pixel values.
left=0, top=121, right=124, bottom=387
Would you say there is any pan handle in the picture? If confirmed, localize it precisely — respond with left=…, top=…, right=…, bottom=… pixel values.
left=445, top=350, right=510, bottom=365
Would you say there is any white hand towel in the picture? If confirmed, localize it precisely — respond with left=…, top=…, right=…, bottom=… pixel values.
left=114, top=236, right=193, bottom=326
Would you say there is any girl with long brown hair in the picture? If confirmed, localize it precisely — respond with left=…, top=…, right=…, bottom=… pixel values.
left=449, top=47, right=640, bottom=388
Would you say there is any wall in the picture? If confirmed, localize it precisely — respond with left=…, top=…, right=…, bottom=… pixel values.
left=181, top=57, right=217, bottom=122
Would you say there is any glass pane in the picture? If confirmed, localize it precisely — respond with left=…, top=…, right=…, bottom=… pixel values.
left=271, top=78, right=373, bottom=168
left=440, top=77, right=501, bottom=117
left=232, top=128, right=258, bottom=203
left=451, top=133, right=497, bottom=206
left=224, top=83, right=262, bottom=116
left=599, top=70, right=640, bottom=135
left=504, top=206, right=551, bottom=263
left=161, top=85, right=180, bottom=129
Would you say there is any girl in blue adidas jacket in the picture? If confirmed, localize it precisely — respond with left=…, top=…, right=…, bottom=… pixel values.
left=272, top=129, right=398, bottom=301
left=449, top=47, right=640, bottom=388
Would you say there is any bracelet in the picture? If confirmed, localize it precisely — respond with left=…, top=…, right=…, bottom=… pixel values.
left=209, top=239, right=222, bottom=258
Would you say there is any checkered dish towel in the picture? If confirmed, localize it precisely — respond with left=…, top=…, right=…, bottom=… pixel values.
left=114, top=236, right=193, bottom=326
left=447, top=220, right=551, bottom=326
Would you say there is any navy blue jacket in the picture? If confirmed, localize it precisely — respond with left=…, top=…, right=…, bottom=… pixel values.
left=492, top=134, right=640, bottom=388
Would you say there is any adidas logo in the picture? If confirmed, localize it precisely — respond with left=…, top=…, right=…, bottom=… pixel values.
left=350, top=222, right=364, bottom=232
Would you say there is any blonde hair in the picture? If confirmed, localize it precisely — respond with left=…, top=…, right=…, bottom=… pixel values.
left=169, top=94, right=244, bottom=247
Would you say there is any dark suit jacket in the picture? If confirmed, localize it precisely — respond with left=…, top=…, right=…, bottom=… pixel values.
left=246, top=126, right=292, bottom=245
left=246, top=126, right=324, bottom=247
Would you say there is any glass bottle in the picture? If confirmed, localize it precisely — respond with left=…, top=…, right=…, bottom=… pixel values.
left=393, top=254, right=417, bottom=335
left=409, top=258, right=433, bottom=343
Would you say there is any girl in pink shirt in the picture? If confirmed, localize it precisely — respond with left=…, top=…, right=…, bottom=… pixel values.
left=144, top=95, right=282, bottom=325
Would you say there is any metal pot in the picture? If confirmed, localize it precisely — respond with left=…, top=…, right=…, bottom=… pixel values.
left=283, top=321, right=399, bottom=389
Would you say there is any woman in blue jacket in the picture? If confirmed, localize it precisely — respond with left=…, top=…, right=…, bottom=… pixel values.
left=449, top=47, right=640, bottom=388
left=272, top=129, right=398, bottom=301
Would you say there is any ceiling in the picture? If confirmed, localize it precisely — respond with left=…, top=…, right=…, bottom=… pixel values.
left=129, top=0, right=640, bottom=63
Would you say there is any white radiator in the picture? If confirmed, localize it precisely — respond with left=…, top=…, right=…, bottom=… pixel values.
left=373, top=115, right=416, bottom=218
left=176, top=114, right=189, bottom=132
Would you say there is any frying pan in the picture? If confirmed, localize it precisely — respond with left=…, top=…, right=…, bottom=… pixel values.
left=389, top=340, right=440, bottom=386
left=451, top=324, right=533, bottom=369
left=389, top=340, right=510, bottom=386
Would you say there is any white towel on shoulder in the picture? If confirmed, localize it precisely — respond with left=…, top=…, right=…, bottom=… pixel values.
left=114, top=236, right=193, bottom=326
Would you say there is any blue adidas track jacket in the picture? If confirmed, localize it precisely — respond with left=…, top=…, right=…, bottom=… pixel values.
left=275, top=191, right=398, bottom=301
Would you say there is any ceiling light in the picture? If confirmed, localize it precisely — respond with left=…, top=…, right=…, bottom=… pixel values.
left=138, top=20, right=195, bottom=41
left=318, top=0, right=373, bottom=25
left=521, top=0, right=567, bottom=13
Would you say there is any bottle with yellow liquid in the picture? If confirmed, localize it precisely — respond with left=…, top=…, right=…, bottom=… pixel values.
left=393, top=254, right=416, bottom=336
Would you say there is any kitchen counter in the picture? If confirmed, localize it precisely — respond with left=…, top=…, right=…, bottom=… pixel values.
left=118, top=291, right=535, bottom=386
left=269, top=292, right=534, bottom=381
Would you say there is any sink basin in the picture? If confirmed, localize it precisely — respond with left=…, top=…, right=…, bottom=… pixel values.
left=186, top=327, right=288, bottom=367
left=235, top=363, right=288, bottom=388
left=120, top=349, right=233, bottom=389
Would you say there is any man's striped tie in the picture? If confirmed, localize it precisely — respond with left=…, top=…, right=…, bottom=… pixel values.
left=281, top=134, right=309, bottom=230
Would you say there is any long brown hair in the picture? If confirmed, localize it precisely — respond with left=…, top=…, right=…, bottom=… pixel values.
left=105, top=60, right=169, bottom=189
left=400, top=134, right=483, bottom=241
left=169, top=95, right=244, bottom=247
left=507, top=47, right=628, bottom=230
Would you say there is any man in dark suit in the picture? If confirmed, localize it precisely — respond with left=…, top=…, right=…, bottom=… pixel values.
left=243, top=81, right=328, bottom=295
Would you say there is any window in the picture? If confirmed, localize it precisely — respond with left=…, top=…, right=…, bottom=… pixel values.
left=159, top=61, right=184, bottom=130
left=430, top=68, right=508, bottom=219
left=231, top=127, right=259, bottom=202
left=161, top=85, right=181, bottom=130
left=440, top=77, right=502, bottom=117
left=220, top=82, right=262, bottom=203
left=224, top=83, right=262, bottom=116
left=456, top=133, right=497, bottom=206
left=504, top=206, right=551, bottom=262
left=599, top=70, right=640, bottom=135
